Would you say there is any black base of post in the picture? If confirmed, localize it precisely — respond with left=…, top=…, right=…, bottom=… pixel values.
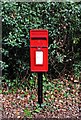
left=38, top=72, right=43, bottom=107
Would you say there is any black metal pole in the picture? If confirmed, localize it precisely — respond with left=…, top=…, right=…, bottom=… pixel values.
left=38, top=72, right=43, bottom=106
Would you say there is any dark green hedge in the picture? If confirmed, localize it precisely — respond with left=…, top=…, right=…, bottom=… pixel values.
left=1, top=2, right=81, bottom=84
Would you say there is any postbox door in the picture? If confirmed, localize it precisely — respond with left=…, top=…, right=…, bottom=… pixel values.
left=30, top=47, right=48, bottom=72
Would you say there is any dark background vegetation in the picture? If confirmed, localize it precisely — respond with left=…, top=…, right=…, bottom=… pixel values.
left=1, top=2, right=81, bottom=89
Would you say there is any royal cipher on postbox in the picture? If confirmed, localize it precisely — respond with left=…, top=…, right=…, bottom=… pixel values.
left=30, top=29, right=48, bottom=72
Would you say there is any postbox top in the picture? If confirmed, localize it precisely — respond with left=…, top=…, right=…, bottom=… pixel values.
left=30, top=29, right=48, bottom=38
left=30, top=29, right=48, bottom=47
left=30, top=29, right=48, bottom=32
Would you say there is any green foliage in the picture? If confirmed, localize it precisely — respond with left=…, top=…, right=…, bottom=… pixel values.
left=63, top=92, right=70, bottom=98
left=34, top=103, right=42, bottom=113
left=73, top=62, right=81, bottom=79
left=0, top=90, right=2, bottom=94
left=1, top=2, right=81, bottom=88
left=24, top=108, right=32, bottom=117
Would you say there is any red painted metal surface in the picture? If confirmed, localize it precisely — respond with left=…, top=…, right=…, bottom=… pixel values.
left=30, top=29, right=48, bottom=72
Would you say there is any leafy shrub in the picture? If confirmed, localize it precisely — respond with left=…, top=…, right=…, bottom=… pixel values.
left=1, top=2, right=81, bottom=88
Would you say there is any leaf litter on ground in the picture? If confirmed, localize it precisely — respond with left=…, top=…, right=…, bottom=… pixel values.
left=1, top=78, right=81, bottom=119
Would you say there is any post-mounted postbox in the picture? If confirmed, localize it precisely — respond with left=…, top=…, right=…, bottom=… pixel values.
left=30, top=29, right=48, bottom=72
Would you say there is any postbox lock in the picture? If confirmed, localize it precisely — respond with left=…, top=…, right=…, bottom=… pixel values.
left=38, top=47, right=41, bottom=50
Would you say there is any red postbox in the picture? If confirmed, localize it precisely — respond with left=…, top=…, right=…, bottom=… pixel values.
left=30, top=29, right=48, bottom=72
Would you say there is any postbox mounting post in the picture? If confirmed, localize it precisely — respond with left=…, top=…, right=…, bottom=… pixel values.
left=38, top=72, right=43, bottom=106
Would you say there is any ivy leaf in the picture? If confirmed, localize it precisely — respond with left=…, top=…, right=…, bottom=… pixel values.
left=24, top=108, right=32, bottom=117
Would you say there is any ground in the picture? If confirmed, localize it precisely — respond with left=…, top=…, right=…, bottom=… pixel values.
left=1, top=78, right=81, bottom=119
